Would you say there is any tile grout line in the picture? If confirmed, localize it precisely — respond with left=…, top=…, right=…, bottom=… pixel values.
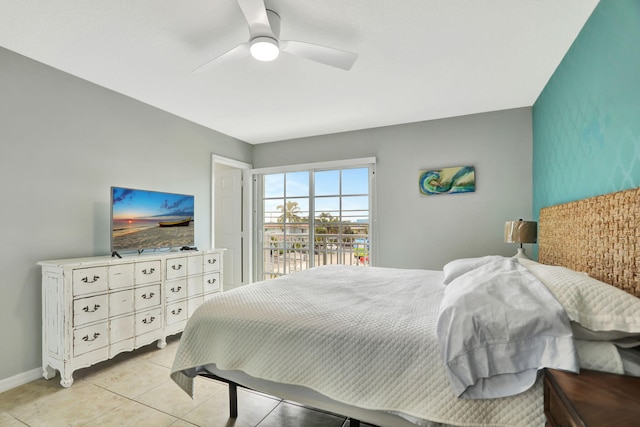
left=77, top=379, right=150, bottom=427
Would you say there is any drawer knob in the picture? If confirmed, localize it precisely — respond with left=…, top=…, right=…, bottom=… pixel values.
left=171, top=308, right=182, bottom=315
left=142, top=292, right=155, bottom=299
left=82, top=332, right=100, bottom=342
left=81, top=275, right=100, bottom=284
left=171, top=264, right=183, bottom=270
left=142, top=316, right=156, bottom=324
left=141, top=268, right=155, bottom=275
left=208, top=259, right=217, bottom=264
left=207, top=278, right=217, bottom=284
left=170, top=286, right=182, bottom=293
left=82, top=304, right=101, bottom=313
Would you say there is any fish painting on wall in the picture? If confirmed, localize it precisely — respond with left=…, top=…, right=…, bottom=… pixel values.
left=419, top=166, right=475, bottom=195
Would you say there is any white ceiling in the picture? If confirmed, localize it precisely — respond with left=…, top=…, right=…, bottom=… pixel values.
left=0, top=0, right=598, bottom=144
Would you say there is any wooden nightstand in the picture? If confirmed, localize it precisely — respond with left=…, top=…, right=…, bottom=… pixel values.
left=543, top=369, right=640, bottom=427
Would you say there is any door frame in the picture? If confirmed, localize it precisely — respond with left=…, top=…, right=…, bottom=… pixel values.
left=251, top=157, right=377, bottom=281
left=211, top=155, right=253, bottom=287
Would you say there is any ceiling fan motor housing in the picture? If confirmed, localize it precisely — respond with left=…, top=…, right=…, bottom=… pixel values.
left=250, top=36, right=280, bottom=61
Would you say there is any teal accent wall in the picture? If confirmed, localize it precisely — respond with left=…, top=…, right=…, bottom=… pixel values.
left=533, top=0, right=640, bottom=219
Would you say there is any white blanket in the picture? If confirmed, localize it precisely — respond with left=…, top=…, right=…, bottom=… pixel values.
left=171, top=265, right=551, bottom=426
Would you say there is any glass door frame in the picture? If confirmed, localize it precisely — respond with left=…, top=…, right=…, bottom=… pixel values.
left=251, top=157, right=376, bottom=282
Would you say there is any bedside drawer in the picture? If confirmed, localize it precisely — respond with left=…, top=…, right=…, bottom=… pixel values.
left=134, top=260, right=161, bottom=285
left=72, top=266, right=108, bottom=296
left=544, top=369, right=640, bottom=427
left=73, top=294, right=108, bottom=326
left=544, top=374, right=577, bottom=427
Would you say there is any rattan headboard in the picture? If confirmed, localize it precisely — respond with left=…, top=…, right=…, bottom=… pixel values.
left=538, top=187, right=640, bottom=298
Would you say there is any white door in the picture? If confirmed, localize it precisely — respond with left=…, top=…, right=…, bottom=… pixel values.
left=215, top=165, right=243, bottom=290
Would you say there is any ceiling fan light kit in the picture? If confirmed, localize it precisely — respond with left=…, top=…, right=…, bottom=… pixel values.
left=194, top=0, right=358, bottom=71
left=250, top=36, right=279, bottom=61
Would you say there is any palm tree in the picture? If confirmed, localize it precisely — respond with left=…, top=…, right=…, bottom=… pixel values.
left=276, top=201, right=302, bottom=223
left=318, top=212, right=333, bottom=222
left=316, top=212, right=340, bottom=234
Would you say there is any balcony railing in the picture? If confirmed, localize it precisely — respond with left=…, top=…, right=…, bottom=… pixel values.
left=262, top=232, right=369, bottom=279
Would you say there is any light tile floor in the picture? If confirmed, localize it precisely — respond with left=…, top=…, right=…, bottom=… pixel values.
left=0, top=336, right=375, bottom=427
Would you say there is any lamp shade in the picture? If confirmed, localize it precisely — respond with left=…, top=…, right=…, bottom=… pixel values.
left=504, top=220, right=537, bottom=244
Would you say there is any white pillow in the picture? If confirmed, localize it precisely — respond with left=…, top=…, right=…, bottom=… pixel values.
left=442, top=255, right=509, bottom=285
left=521, top=261, right=640, bottom=334
left=571, top=322, right=640, bottom=344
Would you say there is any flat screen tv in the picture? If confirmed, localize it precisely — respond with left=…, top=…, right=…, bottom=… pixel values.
left=111, top=186, right=195, bottom=255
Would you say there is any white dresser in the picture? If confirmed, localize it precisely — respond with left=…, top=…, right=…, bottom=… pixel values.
left=38, top=249, right=222, bottom=387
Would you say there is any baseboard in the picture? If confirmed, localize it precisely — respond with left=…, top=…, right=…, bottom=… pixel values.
left=0, top=368, right=42, bottom=393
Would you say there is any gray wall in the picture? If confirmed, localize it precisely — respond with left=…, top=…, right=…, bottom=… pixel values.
left=0, top=47, right=252, bottom=382
left=0, top=43, right=533, bottom=385
left=253, top=108, right=533, bottom=270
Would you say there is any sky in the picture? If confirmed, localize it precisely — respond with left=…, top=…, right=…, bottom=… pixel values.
left=263, top=168, right=370, bottom=223
left=112, top=187, right=195, bottom=220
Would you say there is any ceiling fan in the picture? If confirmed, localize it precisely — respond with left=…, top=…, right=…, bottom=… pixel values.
left=194, top=0, right=358, bottom=72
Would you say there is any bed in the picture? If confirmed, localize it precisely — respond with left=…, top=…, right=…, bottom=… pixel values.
left=171, top=187, right=640, bottom=427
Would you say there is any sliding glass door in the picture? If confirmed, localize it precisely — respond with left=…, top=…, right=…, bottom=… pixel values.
left=255, top=162, right=374, bottom=281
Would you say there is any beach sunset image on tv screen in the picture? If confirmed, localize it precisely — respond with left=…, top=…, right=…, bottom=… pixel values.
left=111, top=187, right=195, bottom=253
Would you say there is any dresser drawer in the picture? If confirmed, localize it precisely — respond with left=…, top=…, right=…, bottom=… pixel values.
left=73, top=294, right=108, bottom=326
left=135, top=308, right=162, bottom=335
left=188, top=295, right=204, bottom=317
left=203, top=272, right=220, bottom=293
left=72, top=266, right=108, bottom=296
left=109, top=314, right=134, bottom=344
left=187, top=275, right=203, bottom=296
left=166, top=301, right=188, bottom=325
left=135, top=284, right=160, bottom=310
left=74, top=322, right=108, bottom=356
left=166, top=257, right=187, bottom=280
left=108, top=263, right=134, bottom=290
left=203, top=253, right=221, bottom=272
left=166, top=279, right=187, bottom=301
left=109, top=289, right=134, bottom=317
left=188, top=255, right=203, bottom=275
left=134, top=260, right=161, bottom=285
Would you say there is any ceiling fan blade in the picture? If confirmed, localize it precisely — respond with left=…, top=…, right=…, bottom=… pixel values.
left=193, top=43, right=249, bottom=73
left=236, top=0, right=274, bottom=38
left=280, top=40, right=358, bottom=71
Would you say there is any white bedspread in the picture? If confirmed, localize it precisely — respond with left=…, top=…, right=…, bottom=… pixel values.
left=171, top=265, right=550, bottom=426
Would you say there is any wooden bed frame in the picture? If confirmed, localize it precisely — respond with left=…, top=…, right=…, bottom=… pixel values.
left=204, top=186, right=640, bottom=426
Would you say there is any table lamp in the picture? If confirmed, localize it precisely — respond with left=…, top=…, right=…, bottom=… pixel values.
left=504, top=219, right=537, bottom=259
